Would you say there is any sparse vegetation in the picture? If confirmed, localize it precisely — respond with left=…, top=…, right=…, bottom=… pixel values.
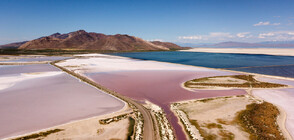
left=236, top=102, right=285, bottom=140
left=96, top=128, right=104, bottom=134
left=99, top=113, right=131, bottom=125
left=12, top=129, right=63, bottom=140
left=197, top=98, right=215, bottom=103
left=205, top=123, right=223, bottom=129
left=218, top=129, right=235, bottom=140
left=189, top=120, right=217, bottom=140
left=216, top=118, right=231, bottom=125
left=189, top=120, right=236, bottom=140
left=185, top=75, right=286, bottom=89
left=127, top=117, right=135, bottom=140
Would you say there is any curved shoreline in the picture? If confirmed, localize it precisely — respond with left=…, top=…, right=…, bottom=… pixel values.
left=137, top=55, right=293, bottom=139
left=178, top=74, right=292, bottom=139
left=5, top=104, right=130, bottom=140
left=70, top=53, right=294, bottom=139
left=249, top=91, right=293, bottom=140
left=4, top=53, right=294, bottom=139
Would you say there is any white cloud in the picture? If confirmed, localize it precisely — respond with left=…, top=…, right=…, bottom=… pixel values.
left=258, top=32, right=275, bottom=38
left=177, top=31, right=294, bottom=43
left=253, top=21, right=280, bottom=26
left=237, top=32, right=250, bottom=38
left=272, top=23, right=281, bottom=26
left=254, top=21, right=270, bottom=26
left=178, top=32, right=251, bottom=42
left=149, top=39, right=163, bottom=42
left=178, top=32, right=234, bottom=41
left=209, top=32, right=234, bottom=38
left=258, top=31, right=294, bottom=40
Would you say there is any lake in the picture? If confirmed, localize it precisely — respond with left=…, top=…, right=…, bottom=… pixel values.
left=110, top=51, right=294, bottom=78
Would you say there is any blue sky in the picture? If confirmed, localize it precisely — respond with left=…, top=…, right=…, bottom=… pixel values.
left=1, top=0, right=294, bottom=44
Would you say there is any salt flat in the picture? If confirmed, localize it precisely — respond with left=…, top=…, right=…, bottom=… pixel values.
left=0, top=64, right=125, bottom=139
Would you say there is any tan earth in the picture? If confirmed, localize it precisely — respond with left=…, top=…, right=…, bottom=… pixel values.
left=9, top=105, right=133, bottom=140
left=174, top=95, right=257, bottom=140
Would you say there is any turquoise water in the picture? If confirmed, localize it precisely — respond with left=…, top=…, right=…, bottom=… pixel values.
left=110, top=51, right=294, bottom=78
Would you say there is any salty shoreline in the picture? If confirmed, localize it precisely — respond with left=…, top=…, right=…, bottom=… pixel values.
left=7, top=104, right=131, bottom=140
left=2, top=53, right=294, bottom=139
left=181, top=48, right=294, bottom=56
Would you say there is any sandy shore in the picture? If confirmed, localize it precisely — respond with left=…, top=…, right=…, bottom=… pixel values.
left=181, top=48, right=294, bottom=56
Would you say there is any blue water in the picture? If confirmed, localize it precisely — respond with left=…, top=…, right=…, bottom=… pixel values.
left=231, top=65, right=294, bottom=78
left=110, top=51, right=294, bottom=78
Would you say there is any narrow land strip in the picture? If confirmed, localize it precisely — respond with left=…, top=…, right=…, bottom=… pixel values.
left=51, top=61, right=158, bottom=140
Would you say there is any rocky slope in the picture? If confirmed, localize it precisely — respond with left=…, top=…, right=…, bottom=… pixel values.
left=17, top=30, right=184, bottom=51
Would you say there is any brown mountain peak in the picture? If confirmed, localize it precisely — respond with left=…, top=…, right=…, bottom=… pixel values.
left=18, top=30, right=185, bottom=51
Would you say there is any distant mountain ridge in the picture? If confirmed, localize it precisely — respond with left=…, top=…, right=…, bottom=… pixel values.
left=2, top=30, right=186, bottom=51
left=213, top=41, right=294, bottom=47
left=0, top=41, right=28, bottom=49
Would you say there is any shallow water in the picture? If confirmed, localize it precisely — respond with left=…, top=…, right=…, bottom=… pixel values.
left=0, top=65, right=125, bottom=139
left=110, top=51, right=294, bottom=78
left=86, top=70, right=247, bottom=139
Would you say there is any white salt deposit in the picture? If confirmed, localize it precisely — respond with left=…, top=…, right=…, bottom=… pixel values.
left=59, top=54, right=217, bottom=73
left=0, top=71, right=63, bottom=90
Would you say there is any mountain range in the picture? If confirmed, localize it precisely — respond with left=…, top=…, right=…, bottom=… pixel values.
left=0, top=30, right=185, bottom=51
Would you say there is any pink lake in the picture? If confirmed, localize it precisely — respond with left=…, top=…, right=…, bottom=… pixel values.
left=86, top=70, right=247, bottom=140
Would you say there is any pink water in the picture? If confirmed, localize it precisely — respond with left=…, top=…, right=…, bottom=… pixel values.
left=87, top=70, right=247, bottom=139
